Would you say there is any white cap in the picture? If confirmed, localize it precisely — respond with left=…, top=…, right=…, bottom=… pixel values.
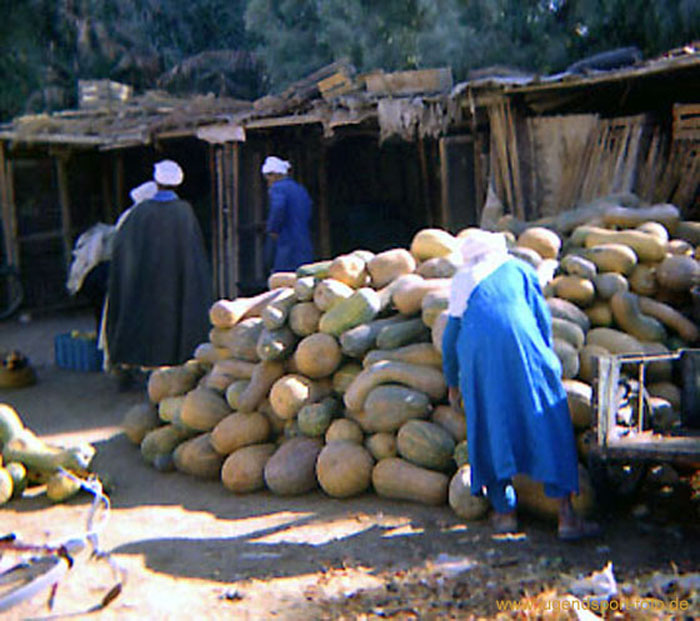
left=261, top=156, right=291, bottom=175
left=154, top=160, right=184, bottom=186
left=129, top=181, right=158, bottom=204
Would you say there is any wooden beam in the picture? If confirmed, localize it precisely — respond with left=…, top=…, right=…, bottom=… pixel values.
left=244, top=113, right=322, bottom=130
left=55, top=153, right=73, bottom=274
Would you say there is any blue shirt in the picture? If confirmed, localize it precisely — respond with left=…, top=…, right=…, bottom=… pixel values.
left=266, top=177, right=313, bottom=272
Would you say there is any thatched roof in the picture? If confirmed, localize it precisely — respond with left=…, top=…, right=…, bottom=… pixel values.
left=1, top=44, right=698, bottom=150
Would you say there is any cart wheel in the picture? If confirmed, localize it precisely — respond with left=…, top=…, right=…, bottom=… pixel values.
left=680, top=350, right=700, bottom=429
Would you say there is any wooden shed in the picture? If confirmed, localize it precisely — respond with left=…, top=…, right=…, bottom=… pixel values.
left=447, top=44, right=700, bottom=226
left=1, top=46, right=698, bottom=314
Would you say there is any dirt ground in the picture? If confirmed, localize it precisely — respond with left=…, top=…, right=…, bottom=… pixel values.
left=1, top=310, right=699, bottom=620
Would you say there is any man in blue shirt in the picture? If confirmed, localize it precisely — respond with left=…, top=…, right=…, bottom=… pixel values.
left=261, top=155, right=313, bottom=273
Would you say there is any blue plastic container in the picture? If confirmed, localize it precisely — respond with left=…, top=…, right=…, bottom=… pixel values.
left=54, top=333, right=103, bottom=372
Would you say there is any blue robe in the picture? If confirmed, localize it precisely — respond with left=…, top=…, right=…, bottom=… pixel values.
left=266, top=177, right=313, bottom=272
left=442, top=259, right=579, bottom=495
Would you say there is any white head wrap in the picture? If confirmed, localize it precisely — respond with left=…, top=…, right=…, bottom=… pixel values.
left=261, top=156, right=291, bottom=175
left=129, top=181, right=158, bottom=204
left=154, top=160, right=184, bottom=186
left=448, top=230, right=510, bottom=317
left=459, top=228, right=508, bottom=264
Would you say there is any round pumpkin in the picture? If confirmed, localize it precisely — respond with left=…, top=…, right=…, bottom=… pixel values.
left=297, top=397, right=338, bottom=437
left=325, top=418, right=364, bottom=444
left=332, top=362, right=363, bottom=395
left=180, top=387, right=232, bottom=432
left=173, top=432, right=225, bottom=479
left=362, top=384, right=431, bottom=433
left=431, top=405, right=466, bottom=442
left=562, top=379, right=593, bottom=429
left=453, top=441, right=469, bottom=467
left=264, top=437, right=323, bottom=495
left=269, top=374, right=316, bottom=419
left=288, top=302, right=322, bottom=336
left=396, top=420, right=455, bottom=471
left=328, top=254, right=369, bottom=288
left=578, top=343, right=611, bottom=383
left=122, top=402, right=160, bottom=445
left=449, top=465, right=490, bottom=520
left=593, top=272, right=629, bottom=300
left=316, top=441, right=374, bottom=498
left=365, top=432, right=398, bottom=460
left=367, top=248, right=417, bottom=288
left=293, top=333, right=342, bottom=379
left=517, top=227, right=561, bottom=259
left=210, top=411, right=271, bottom=455
left=0, top=468, right=13, bottom=505
left=656, top=255, right=700, bottom=291
left=221, top=443, right=277, bottom=493
left=553, top=338, right=579, bottom=379
left=410, top=228, right=459, bottom=260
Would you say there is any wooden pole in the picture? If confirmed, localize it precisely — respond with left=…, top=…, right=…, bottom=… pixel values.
left=0, top=142, right=16, bottom=267
left=417, top=135, right=432, bottom=228
left=318, top=143, right=331, bottom=258
left=208, top=144, right=219, bottom=299
left=438, top=137, right=449, bottom=229
left=101, top=156, right=114, bottom=223
left=55, top=153, right=73, bottom=274
left=231, top=142, right=240, bottom=297
left=224, top=143, right=236, bottom=298
left=114, top=152, right=124, bottom=215
left=215, top=146, right=226, bottom=297
left=253, top=151, right=265, bottom=281
left=504, top=102, right=525, bottom=221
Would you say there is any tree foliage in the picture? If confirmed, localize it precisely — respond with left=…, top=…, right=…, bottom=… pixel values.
left=0, top=0, right=698, bottom=121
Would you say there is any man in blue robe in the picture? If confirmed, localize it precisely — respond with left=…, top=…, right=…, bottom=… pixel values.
left=442, top=229, right=600, bottom=540
left=261, top=156, right=313, bottom=273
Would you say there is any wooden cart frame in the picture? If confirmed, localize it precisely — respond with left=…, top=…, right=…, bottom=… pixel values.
left=594, top=349, right=700, bottom=462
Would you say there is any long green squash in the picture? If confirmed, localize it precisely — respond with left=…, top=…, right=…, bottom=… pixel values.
left=319, top=288, right=381, bottom=336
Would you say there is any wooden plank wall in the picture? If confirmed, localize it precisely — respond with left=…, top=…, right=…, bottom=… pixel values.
left=493, top=105, right=698, bottom=219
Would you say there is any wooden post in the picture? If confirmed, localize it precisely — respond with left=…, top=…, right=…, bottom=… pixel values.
left=417, top=135, right=432, bottom=228
left=438, top=137, right=449, bottom=229
left=223, top=143, right=236, bottom=298
left=55, top=153, right=73, bottom=273
left=504, top=102, right=525, bottom=221
left=231, top=142, right=240, bottom=297
left=253, top=151, right=265, bottom=281
left=101, top=156, right=114, bottom=223
left=318, top=144, right=331, bottom=258
left=113, top=152, right=125, bottom=215
left=208, top=144, right=219, bottom=298
left=0, top=142, right=19, bottom=267
left=215, top=146, right=226, bottom=297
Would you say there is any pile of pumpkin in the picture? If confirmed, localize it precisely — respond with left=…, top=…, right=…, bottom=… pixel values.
left=0, top=403, right=96, bottom=504
left=504, top=199, right=699, bottom=438
left=122, top=196, right=699, bottom=523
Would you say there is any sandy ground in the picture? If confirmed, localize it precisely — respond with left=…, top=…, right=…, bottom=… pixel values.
left=0, top=310, right=698, bottom=620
